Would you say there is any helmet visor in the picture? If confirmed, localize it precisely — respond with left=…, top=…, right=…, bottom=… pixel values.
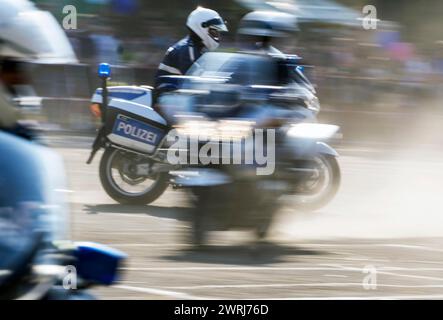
left=208, top=27, right=221, bottom=42
left=202, top=18, right=228, bottom=32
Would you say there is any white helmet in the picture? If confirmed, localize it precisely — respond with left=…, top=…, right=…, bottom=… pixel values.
left=238, top=11, right=297, bottom=38
left=187, top=7, right=228, bottom=51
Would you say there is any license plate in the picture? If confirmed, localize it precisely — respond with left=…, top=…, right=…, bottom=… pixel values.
left=110, top=114, right=165, bottom=152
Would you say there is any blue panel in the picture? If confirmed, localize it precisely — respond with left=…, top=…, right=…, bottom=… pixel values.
left=74, top=242, right=127, bottom=286
left=112, top=114, right=165, bottom=147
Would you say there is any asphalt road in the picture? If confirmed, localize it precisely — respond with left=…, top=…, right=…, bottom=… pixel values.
left=47, top=135, right=443, bottom=300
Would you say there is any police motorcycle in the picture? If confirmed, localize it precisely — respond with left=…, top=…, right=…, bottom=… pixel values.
left=87, top=65, right=172, bottom=205
left=156, top=51, right=341, bottom=245
left=88, top=48, right=341, bottom=209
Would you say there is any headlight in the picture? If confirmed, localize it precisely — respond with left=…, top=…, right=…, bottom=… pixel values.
left=174, top=120, right=217, bottom=140
left=175, top=120, right=255, bottom=141
left=287, top=123, right=340, bottom=140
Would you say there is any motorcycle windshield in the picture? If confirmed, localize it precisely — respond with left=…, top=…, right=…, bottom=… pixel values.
left=184, top=52, right=317, bottom=117
left=187, top=52, right=314, bottom=89
left=187, top=52, right=279, bottom=87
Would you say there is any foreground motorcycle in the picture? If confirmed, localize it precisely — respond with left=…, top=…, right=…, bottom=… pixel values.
left=0, top=0, right=126, bottom=299
left=87, top=53, right=340, bottom=211
left=0, top=129, right=126, bottom=300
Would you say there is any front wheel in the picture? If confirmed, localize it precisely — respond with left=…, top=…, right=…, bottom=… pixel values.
left=291, top=155, right=341, bottom=211
left=99, top=147, right=169, bottom=205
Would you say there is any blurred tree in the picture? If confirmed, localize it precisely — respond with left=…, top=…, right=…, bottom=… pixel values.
left=32, top=0, right=247, bottom=40
left=338, top=0, right=443, bottom=52
left=111, top=0, right=246, bottom=40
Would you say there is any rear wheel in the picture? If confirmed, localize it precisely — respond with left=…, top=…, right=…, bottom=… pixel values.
left=99, top=147, right=168, bottom=205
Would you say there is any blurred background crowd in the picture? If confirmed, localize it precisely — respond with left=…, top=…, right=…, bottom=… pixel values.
left=19, top=0, right=443, bottom=144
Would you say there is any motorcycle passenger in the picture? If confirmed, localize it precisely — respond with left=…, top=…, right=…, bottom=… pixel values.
left=234, top=11, right=318, bottom=126
left=153, top=7, right=228, bottom=96
left=237, top=11, right=314, bottom=90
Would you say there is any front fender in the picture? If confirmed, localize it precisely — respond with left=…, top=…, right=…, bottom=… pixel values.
left=284, top=137, right=339, bottom=159
left=315, top=141, right=339, bottom=157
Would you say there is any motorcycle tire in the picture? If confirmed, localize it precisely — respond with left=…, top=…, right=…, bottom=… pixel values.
left=99, top=147, right=169, bottom=205
left=294, top=155, right=341, bottom=211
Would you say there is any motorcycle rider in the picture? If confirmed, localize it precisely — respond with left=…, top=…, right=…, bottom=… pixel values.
left=153, top=7, right=228, bottom=96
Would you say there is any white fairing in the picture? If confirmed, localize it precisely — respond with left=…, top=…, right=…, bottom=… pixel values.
left=91, top=86, right=153, bottom=107
left=108, top=98, right=167, bottom=126
left=91, top=86, right=166, bottom=153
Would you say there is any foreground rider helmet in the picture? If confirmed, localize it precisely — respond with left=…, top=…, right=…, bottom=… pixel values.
left=186, top=7, right=228, bottom=51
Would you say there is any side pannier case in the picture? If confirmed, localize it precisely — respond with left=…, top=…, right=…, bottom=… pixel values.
left=91, top=86, right=168, bottom=154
